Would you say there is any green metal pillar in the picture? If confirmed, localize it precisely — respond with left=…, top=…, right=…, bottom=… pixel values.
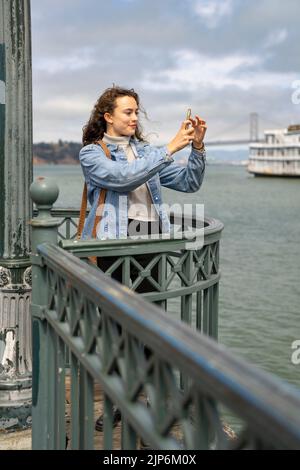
left=0, top=1, right=33, bottom=430
left=30, top=177, right=60, bottom=449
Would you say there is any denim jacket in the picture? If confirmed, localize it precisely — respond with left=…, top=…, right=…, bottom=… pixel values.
left=79, top=138, right=206, bottom=239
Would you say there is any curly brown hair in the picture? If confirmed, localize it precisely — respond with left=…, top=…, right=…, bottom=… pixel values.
left=82, top=85, right=147, bottom=146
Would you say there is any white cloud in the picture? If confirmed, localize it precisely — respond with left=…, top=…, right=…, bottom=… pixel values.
left=30, top=1, right=299, bottom=142
left=34, top=96, right=92, bottom=115
left=35, top=48, right=96, bottom=74
left=192, top=0, right=234, bottom=28
left=263, top=29, right=288, bottom=49
left=141, top=49, right=297, bottom=92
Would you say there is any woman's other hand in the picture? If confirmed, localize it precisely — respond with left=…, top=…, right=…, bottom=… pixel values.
left=167, top=120, right=195, bottom=155
left=189, top=115, right=207, bottom=149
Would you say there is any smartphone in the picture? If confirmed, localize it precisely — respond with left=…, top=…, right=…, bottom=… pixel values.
left=185, top=108, right=192, bottom=129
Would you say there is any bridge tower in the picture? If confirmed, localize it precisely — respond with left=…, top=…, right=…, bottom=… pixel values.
left=250, top=112, right=259, bottom=142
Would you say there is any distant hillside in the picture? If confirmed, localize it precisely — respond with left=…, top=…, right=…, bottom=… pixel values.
left=33, top=140, right=81, bottom=164
left=33, top=141, right=249, bottom=165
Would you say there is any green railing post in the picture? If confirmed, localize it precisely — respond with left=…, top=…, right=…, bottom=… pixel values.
left=0, top=0, right=33, bottom=430
left=29, top=177, right=60, bottom=449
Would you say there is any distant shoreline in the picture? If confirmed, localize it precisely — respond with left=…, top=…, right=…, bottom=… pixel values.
left=33, top=141, right=81, bottom=165
left=33, top=158, right=80, bottom=165
left=32, top=140, right=248, bottom=166
left=33, top=160, right=248, bottom=167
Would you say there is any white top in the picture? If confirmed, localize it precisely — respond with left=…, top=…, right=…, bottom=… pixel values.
left=102, top=133, right=159, bottom=222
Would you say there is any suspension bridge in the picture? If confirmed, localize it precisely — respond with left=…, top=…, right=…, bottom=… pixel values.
left=205, top=113, right=283, bottom=146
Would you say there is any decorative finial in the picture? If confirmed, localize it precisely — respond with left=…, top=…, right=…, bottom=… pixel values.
left=30, top=177, right=59, bottom=209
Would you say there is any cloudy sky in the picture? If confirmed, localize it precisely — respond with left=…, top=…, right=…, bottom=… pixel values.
left=31, top=0, right=300, bottom=144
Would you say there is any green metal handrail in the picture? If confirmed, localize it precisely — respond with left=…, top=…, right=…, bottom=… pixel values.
left=31, top=243, right=300, bottom=450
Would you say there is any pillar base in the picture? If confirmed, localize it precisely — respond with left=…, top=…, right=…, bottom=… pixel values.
left=0, top=389, right=31, bottom=431
left=0, top=269, right=32, bottom=431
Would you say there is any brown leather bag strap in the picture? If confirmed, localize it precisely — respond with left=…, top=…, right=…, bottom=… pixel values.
left=92, top=188, right=106, bottom=238
left=76, top=139, right=112, bottom=240
left=77, top=182, right=88, bottom=240
left=96, top=139, right=111, bottom=159
left=91, top=139, right=111, bottom=236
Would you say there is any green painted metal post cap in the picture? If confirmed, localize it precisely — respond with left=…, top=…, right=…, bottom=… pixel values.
left=30, top=177, right=59, bottom=209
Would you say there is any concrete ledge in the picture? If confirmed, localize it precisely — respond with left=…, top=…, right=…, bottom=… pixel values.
left=0, top=429, right=31, bottom=450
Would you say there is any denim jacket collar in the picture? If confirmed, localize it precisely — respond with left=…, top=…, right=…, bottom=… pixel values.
left=104, top=137, right=145, bottom=160
left=103, top=136, right=144, bottom=150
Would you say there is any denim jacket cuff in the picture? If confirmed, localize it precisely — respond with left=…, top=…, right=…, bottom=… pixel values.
left=191, top=145, right=206, bottom=159
left=162, top=145, right=174, bottom=162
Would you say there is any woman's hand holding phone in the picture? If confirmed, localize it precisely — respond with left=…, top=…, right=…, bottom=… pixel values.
left=189, top=114, right=207, bottom=149
left=167, top=109, right=207, bottom=155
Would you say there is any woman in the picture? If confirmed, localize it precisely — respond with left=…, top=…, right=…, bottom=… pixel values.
left=79, top=86, right=207, bottom=432
left=80, top=85, right=207, bottom=241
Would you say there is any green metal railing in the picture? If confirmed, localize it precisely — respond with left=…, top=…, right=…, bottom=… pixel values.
left=30, top=180, right=300, bottom=450
left=36, top=208, right=222, bottom=338
left=31, top=244, right=300, bottom=450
